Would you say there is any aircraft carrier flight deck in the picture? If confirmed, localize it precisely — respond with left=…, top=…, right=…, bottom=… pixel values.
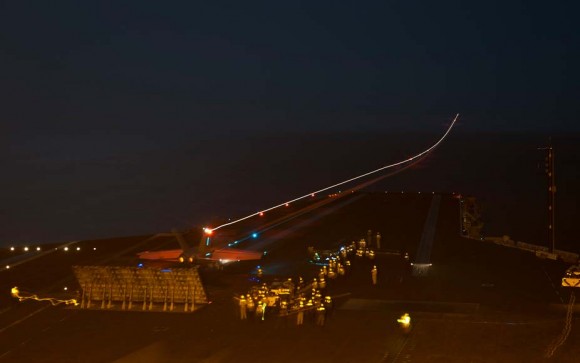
left=0, top=191, right=577, bottom=363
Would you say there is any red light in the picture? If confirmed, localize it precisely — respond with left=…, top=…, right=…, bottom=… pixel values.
left=285, top=203, right=289, bottom=207
left=203, top=228, right=213, bottom=235
left=311, top=193, right=315, bottom=197
left=259, top=212, right=264, bottom=217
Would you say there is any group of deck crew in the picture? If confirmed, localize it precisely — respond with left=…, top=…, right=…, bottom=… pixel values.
left=236, top=230, right=384, bottom=325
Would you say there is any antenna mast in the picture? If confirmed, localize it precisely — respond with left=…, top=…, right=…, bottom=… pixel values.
left=539, top=139, right=556, bottom=252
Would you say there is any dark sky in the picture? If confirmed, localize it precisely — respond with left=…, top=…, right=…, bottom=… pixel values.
left=2, top=0, right=579, bottom=139
left=2, top=1, right=580, bottom=246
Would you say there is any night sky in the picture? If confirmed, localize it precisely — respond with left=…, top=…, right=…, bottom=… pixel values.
left=2, top=1, right=580, bottom=245
left=2, top=0, right=579, bottom=139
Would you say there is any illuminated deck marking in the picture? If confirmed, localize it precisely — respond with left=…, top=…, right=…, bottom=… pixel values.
left=412, top=194, right=442, bottom=276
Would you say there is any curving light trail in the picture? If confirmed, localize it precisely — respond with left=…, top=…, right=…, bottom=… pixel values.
left=11, top=286, right=78, bottom=306
left=211, top=113, right=460, bottom=231
left=227, top=153, right=431, bottom=248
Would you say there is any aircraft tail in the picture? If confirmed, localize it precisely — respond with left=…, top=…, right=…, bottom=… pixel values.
left=171, top=229, right=190, bottom=251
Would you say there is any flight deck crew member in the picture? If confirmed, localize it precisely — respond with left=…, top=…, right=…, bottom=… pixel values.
left=279, top=300, right=289, bottom=327
left=329, top=259, right=336, bottom=271
left=316, top=305, right=326, bottom=326
left=345, top=260, right=351, bottom=274
left=338, top=264, right=345, bottom=277
left=314, top=291, right=322, bottom=307
left=247, top=296, right=255, bottom=313
left=255, top=299, right=264, bottom=321
left=261, top=300, right=267, bottom=321
left=324, top=296, right=333, bottom=317
left=371, top=265, right=378, bottom=285
left=239, top=295, right=247, bottom=320
left=328, top=268, right=336, bottom=279
left=280, top=300, right=288, bottom=315
left=297, top=301, right=304, bottom=325
left=306, top=299, right=314, bottom=322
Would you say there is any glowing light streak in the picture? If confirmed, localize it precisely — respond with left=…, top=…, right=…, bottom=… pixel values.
left=545, top=292, right=575, bottom=358
left=212, top=114, right=459, bottom=231
left=227, top=150, right=433, bottom=248
left=397, top=313, right=411, bottom=327
left=11, top=287, right=78, bottom=306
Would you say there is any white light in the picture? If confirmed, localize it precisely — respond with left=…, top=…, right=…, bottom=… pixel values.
left=76, top=247, right=81, bottom=251
left=93, top=247, right=96, bottom=251
left=24, top=247, right=29, bottom=252
left=5, top=265, right=10, bottom=269
left=397, top=313, right=411, bottom=327
left=210, top=114, right=460, bottom=232
left=64, top=247, right=69, bottom=251
left=10, top=247, right=15, bottom=251
left=64, top=287, right=68, bottom=291
left=36, top=247, right=41, bottom=251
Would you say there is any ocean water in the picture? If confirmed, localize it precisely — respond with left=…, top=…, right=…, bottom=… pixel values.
left=4, top=132, right=580, bottom=252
